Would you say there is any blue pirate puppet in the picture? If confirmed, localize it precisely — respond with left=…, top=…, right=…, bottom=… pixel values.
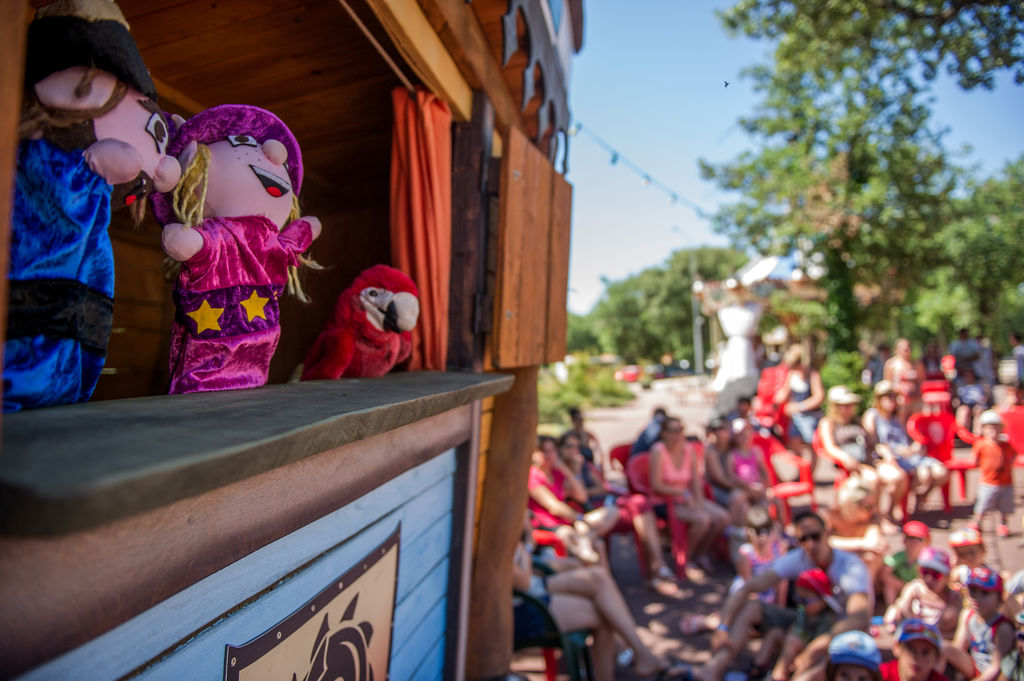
left=5, top=0, right=181, bottom=410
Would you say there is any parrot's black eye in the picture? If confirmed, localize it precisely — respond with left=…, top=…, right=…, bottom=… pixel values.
left=368, top=290, right=378, bottom=298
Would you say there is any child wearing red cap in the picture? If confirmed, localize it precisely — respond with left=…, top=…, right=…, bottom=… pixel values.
left=881, top=619, right=949, bottom=681
left=947, top=566, right=1014, bottom=681
left=881, top=521, right=931, bottom=604
left=766, top=568, right=843, bottom=681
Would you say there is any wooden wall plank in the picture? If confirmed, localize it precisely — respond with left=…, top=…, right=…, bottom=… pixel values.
left=0, top=1, right=28, bottom=421
left=391, top=596, right=446, bottom=681
left=544, top=172, right=572, bottom=363
left=364, top=0, right=474, bottom=121
left=419, top=0, right=525, bottom=134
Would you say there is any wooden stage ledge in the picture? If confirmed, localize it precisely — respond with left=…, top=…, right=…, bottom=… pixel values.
left=0, top=371, right=513, bottom=536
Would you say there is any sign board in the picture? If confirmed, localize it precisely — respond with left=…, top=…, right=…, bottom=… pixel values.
left=225, top=527, right=400, bottom=681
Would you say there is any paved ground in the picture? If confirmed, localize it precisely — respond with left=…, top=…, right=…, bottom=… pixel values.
left=512, top=376, right=1024, bottom=680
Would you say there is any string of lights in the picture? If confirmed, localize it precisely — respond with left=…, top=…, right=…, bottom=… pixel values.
left=568, top=121, right=711, bottom=220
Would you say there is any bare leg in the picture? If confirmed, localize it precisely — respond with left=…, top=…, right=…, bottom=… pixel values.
left=729, top=489, right=750, bottom=527
left=548, top=593, right=616, bottom=681
left=675, top=504, right=711, bottom=558
left=700, top=600, right=765, bottom=681
left=546, top=566, right=664, bottom=674
left=793, top=634, right=830, bottom=676
left=752, top=627, right=786, bottom=669
left=772, top=632, right=806, bottom=681
left=632, top=508, right=670, bottom=575
left=698, top=500, right=730, bottom=558
left=591, top=625, right=616, bottom=681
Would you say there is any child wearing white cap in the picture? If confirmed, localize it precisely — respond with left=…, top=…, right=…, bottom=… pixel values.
left=970, top=410, right=1015, bottom=537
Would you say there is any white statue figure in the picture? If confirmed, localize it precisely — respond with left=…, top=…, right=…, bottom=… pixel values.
left=711, top=300, right=762, bottom=392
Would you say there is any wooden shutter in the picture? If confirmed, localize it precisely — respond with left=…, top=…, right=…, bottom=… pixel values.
left=493, top=127, right=572, bottom=368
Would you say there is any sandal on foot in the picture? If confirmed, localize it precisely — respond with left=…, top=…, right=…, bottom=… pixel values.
left=745, top=663, right=770, bottom=681
left=638, top=661, right=696, bottom=681
left=679, top=614, right=710, bottom=636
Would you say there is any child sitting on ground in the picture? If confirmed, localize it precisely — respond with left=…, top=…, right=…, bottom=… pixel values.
left=678, top=505, right=788, bottom=636
left=945, top=567, right=1015, bottom=681
left=825, top=630, right=882, bottom=681
left=767, top=568, right=843, bottom=681
left=881, top=521, right=931, bottom=604
left=948, top=527, right=987, bottom=593
left=970, top=410, right=1016, bottom=538
left=880, top=619, right=950, bottom=681
left=884, top=546, right=962, bottom=639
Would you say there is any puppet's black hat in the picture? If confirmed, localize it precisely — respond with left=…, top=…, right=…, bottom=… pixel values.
left=24, top=0, right=156, bottom=101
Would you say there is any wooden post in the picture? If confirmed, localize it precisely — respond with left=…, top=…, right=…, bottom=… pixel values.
left=465, top=366, right=535, bottom=681
left=448, top=90, right=493, bottom=372
left=0, top=2, right=28, bottom=426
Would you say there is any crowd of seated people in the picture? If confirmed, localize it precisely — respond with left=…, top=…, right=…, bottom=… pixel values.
left=512, top=332, right=1024, bottom=680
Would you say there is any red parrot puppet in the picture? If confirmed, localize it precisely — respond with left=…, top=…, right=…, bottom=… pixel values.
left=301, top=265, right=420, bottom=380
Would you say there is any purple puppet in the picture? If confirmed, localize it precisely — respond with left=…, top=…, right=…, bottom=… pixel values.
left=150, top=105, right=322, bottom=394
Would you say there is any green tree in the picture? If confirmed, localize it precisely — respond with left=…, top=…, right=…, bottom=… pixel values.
left=566, top=312, right=600, bottom=354
left=585, top=246, right=747, bottom=362
left=704, top=0, right=1023, bottom=350
left=931, top=156, right=1024, bottom=333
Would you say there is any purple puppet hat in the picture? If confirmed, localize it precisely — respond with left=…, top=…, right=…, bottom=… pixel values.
left=151, top=104, right=303, bottom=225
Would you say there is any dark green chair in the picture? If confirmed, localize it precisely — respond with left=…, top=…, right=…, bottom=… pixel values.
left=512, top=588, right=594, bottom=681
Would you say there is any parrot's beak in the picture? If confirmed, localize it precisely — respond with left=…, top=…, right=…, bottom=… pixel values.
left=383, top=301, right=401, bottom=332
left=384, top=292, right=419, bottom=332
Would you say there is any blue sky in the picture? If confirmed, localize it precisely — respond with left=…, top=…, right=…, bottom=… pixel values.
left=564, top=2, right=1024, bottom=314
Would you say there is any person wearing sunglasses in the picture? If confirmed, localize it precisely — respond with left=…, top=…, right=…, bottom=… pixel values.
left=946, top=567, right=1014, bottom=681
left=883, top=546, right=961, bottom=639
left=696, top=510, right=872, bottom=681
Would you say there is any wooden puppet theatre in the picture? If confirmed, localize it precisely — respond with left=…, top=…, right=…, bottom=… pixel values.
left=5, top=0, right=182, bottom=411
left=150, top=104, right=322, bottom=394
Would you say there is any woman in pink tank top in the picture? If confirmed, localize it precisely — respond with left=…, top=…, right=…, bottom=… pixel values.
left=649, top=417, right=730, bottom=572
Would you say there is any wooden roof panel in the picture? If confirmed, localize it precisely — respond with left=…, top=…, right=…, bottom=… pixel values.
left=120, top=0, right=403, bottom=192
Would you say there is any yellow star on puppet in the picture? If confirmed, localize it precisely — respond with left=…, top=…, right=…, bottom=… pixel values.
left=240, top=290, right=270, bottom=322
left=186, top=299, right=224, bottom=333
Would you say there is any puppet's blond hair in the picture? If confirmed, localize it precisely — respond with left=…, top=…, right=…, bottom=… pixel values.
left=172, top=143, right=211, bottom=228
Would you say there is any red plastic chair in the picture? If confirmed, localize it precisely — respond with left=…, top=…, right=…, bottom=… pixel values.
left=1001, top=406, right=1024, bottom=467
left=755, top=364, right=790, bottom=435
left=608, top=443, right=632, bottom=474
left=753, top=431, right=816, bottom=524
left=811, top=425, right=851, bottom=489
left=532, top=529, right=568, bottom=557
left=626, top=452, right=689, bottom=580
left=906, top=409, right=977, bottom=509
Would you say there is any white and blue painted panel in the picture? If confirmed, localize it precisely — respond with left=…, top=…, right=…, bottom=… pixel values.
left=17, top=448, right=458, bottom=681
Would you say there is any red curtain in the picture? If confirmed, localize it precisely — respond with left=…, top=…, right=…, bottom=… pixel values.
left=390, top=87, right=452, bottom=371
